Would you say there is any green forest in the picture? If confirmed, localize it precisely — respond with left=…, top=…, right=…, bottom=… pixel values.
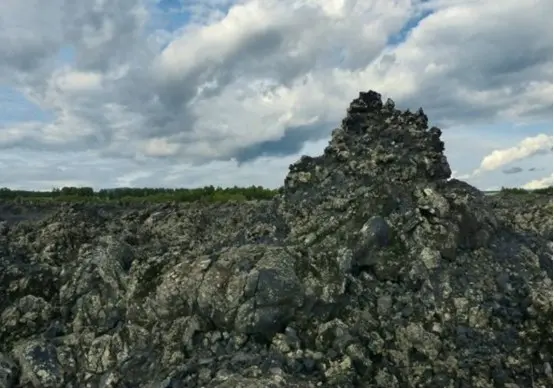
left=0, top=185, right=550, bottom=204
left=498, top=186, right=552, bottom=195
left=0, top=185, right=279, bottom=204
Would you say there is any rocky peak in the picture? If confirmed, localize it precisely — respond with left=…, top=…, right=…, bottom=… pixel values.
left=275, top=93, right=552, bottom=387
left=284, top=91, right=451, bottom=198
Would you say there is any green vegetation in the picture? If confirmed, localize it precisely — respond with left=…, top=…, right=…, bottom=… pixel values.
left=0, top=184, right=550, bottom=205
left=499, top=186, right=553, bottom=196
left=0, top=185, right=279, bottom=204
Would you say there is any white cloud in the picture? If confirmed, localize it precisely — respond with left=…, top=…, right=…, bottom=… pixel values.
left=476, top=134, right=553, bottom=173
left=0, top=121, right=41, bottom=146
left=55, top=70, right=103, bottom=92
left=522, top=174, right=553, bottom=189
left=140, top=137, right=180, bottom=157
left=0, top=0, right=551, bottom=190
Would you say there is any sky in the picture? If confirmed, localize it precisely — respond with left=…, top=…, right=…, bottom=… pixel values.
left=0, top=0, right=552, bottom=191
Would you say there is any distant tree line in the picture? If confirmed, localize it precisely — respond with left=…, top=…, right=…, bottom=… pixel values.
left=0, top=184, right=550, bottom=204
left=499, top=186, right=553, bottom=195
left=0, top=185, right=279, bottom=203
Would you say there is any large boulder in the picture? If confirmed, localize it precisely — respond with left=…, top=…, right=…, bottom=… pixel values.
left=0, top=91, right=551, bottom=387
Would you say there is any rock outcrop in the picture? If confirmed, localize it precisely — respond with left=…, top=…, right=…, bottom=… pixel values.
left=0, top=91, right=552, bottom=387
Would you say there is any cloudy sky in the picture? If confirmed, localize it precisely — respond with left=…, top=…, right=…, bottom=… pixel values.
left=0, top=0, right=552, bottom=191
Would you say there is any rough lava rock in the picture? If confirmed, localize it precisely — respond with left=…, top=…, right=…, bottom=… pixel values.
left=0, top=90, right=552, bottom=387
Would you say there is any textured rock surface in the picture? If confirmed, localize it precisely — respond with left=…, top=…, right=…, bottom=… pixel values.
left=0, top=91, right=552, bottom=388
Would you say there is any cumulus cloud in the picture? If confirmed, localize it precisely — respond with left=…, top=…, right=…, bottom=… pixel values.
left=522, top=174, right=553, bottom=190
left=0, top=0, right=552, bottom=190
left=0, top=138, right=328, bottom=191
left=474, top=134, right=553, bottom=175
left=54, top=70, right=103, bottom=92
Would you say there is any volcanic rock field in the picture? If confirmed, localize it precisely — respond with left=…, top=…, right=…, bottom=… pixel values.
left=0, top=91, right=552, bottom=387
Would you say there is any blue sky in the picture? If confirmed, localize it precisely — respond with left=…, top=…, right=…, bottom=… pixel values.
left=0, top=45, right=75, bottom=127
left=0, top=88, right=53, bottom=125
left=0, top=0, right=551, bottom=191
left=387, top=6, right=432, bottom=45
left=57, top=46, right=76, bottom=64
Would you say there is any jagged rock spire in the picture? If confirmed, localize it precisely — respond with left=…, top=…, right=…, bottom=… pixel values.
left=284, top=91, right=451, bottom=196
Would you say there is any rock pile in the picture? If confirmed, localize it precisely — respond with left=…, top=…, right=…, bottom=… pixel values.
left=0, top=91, right=551, bottom=387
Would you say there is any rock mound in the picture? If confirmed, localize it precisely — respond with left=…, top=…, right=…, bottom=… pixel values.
left=0, top=91, right=551, bottom=387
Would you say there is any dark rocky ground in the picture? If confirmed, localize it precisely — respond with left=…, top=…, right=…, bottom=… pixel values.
left=0, top=91, right=552, bottom=388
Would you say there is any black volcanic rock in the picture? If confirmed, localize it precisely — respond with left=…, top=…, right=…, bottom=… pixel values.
left=0, top=91, right=551, bottom=387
